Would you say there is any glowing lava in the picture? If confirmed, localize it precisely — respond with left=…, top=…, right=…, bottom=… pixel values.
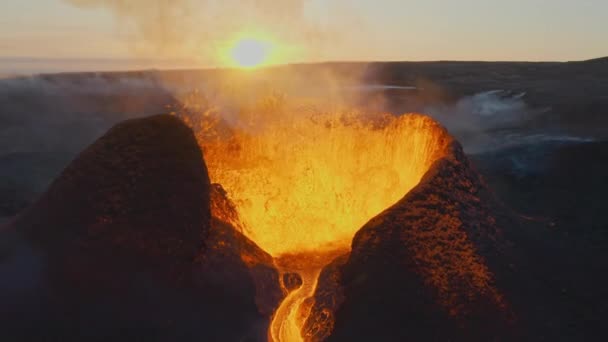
left=200, top=112, right=448, bottom=256
left=269, top=250, right=348, bottom=342
left=176, top=97, right=450, bottom=341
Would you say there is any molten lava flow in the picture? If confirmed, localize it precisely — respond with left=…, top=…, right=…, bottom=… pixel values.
left=271, top=267, right=321, bottom=342
left=176, top=98, right=450, bottom=341
left=199, top=112, right=447, bottom=256
left=270, top=250, right=347, bottom=342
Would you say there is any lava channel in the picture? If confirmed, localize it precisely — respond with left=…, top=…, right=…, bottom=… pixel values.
left=270, top=250, right=348, bottom=342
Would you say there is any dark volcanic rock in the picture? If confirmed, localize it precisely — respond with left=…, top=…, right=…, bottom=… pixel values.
left=303, top=254, right=349, bottom=341
left=0, top=114, right=280, bottom=341
left=471, top=140, right=608, bottom=340
left=206, top=183, right=284, bottom=320
left=304, top=136, right=608, bottom=341
left=305, top=132, right=515, bottom=341
left=282, top=272, right=303, bottom=291
left=18, top=114, right=212, bottom=258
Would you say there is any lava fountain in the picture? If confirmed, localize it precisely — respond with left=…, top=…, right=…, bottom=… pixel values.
left=174, top=95, right=451, bottom=341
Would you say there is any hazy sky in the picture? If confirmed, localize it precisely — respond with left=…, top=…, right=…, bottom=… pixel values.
left=1, top=0, right=607, bottom=71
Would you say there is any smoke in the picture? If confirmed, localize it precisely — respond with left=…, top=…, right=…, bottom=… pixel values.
left=63, top=0, right=346, bottom=64
left=0, top=73, right=176, bottom=223
left=423, top=90, right=548, bottom=153
left=0, top=73, right=173, bottom=155
left=0, top=68, right=578, bottom=224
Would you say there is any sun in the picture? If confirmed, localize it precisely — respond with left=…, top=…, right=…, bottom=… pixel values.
left=230, top=38, right=271, bottom=69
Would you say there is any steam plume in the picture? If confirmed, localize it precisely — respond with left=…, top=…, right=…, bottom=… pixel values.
left=64, top=0, right=334, bottom=64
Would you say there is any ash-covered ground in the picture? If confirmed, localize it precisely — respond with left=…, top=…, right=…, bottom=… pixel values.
left=0, top=59, right=607, bottom=339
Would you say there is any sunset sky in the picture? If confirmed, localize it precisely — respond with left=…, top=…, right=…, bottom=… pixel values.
left=2, top=0, right=607, bottom=73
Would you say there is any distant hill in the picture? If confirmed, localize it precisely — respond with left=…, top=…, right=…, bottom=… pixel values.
left=581, top=56, right=608, bottom=64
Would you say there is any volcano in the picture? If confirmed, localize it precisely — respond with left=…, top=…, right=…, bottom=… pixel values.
left=1, top=112, right=513, bottom=341
left=0, top=115, right=281, bottom=341
left=303, top=132, right=513, bottom=341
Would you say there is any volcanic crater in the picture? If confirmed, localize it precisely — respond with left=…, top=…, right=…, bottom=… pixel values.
left=182, top=106, right=508, bottom=341
left=0, top=111, right=511, bottom=342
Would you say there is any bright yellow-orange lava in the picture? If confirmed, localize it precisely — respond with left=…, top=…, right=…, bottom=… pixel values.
left=267, top=250, right=348, bottom=342
left=200, top=111, right=447, bottom=256
left=175, top=94, right=449, bottom=341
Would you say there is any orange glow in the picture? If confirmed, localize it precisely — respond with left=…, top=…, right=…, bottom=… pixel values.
left=231, top=38, right=271, bottom=68
left=174, top=93, right=450, bottom=341
left=219, top=32, right=284, bottom=69
left=269, top=252, right=343, bottom=342
left=200, top=112, right=447, bottom=256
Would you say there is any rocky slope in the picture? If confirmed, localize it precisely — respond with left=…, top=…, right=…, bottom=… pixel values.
left=304, top=136, right=516, bottom=341
left=0, top=114, right=280, bottom=341
left=304, top=135, right=608, bottom=341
